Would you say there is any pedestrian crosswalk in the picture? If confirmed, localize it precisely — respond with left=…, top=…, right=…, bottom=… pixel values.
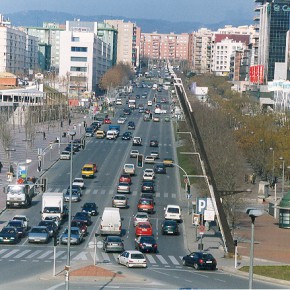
left=0, top=247, right=184, bottom=267
left=46, top=187, right=178, bottom=200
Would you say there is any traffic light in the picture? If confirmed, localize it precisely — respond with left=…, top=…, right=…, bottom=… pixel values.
left=137, top=154, right=144, bottom=168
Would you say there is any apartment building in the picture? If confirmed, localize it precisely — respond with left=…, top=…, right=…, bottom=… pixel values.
left=140, top=32, right=189, bottom=61
left=0, top=15, right=38, bottom=75
left=59, top=20, right=111, bottom=96
left=26, top=22, right=65, bottom=72
left=211, top=34, right=250, bottom=76
left=105, top=20, right=140, bottom=68
left=189, top=28, right=213, bottom=74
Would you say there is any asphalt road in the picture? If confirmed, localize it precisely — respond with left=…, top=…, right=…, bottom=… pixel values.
left=0, top=85, right=283, bottom=289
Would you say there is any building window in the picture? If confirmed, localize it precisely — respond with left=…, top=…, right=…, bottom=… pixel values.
left=71, top=57, right=87, bottom=62
left=71, top=47, right=87, bottom=52
left=72, top=37, right=80, bottom=42
left=70, top=66, right=87, bottom=72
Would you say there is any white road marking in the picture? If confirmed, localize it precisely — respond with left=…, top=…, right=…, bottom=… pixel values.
left=168, top=255, right=179, bottom=265
left=156, top=255, right=168, bottom=264
left=38, top=250, right=53, bottom=259
left=2, top=249, right=19, bottom=258
left=26, top=250, right=42, bottom=259
left=14, top=249, right=31, bottom=258
left=146, top=254, right=157, bottom=264
left=164, top=192, right=168, bottom=198
left=172, top=193, right=176, bottom=198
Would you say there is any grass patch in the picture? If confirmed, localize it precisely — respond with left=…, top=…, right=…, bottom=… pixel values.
left=239, top=266, right=290, bottom=281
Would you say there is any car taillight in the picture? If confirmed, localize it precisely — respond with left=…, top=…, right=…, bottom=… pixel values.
left=199, top=259, right=204, bottom=263
left=100, top=225, right=103, bottom=229
left=139, top=243, right=143, bottom=247
left=154, top=244, right=157, bottom=247
left=119, top=226, right=121, bottom=230
left=129, top=260, right=134, bottom=263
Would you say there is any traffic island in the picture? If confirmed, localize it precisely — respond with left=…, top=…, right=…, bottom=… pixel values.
left=70, top=265, right=125, bottom=278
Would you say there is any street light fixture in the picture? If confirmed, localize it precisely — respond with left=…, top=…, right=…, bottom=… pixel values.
left=65, top=130, right=76, bottom=290
left=246, top=208, right=263, bottom=289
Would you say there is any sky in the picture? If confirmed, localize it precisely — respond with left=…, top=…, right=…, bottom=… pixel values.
left=2, top=0, right=255, bottom=24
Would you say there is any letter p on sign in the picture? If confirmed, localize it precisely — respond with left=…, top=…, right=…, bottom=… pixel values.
left=197, top=198, right=207, bottom=214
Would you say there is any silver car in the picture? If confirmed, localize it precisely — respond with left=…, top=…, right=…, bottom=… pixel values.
left=103, top=235, right=124, bottom=253
left=28, top=226, right=50, bottom=244
left=112, top=194, right=128, bottom=208
left=133, top=212, right=150, bottom=227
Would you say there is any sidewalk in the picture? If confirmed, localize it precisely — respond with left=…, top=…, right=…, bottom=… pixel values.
left=181, top=178, right=290, bottom=269
left=0, top=112, right=87, bottom=213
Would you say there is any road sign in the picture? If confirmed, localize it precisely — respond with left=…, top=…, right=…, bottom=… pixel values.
left=199, top=225, right=205, bottom=235
left=186, top=194, right=192, bottom=199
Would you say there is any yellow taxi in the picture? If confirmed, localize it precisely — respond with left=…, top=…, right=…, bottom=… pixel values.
left=81, top=163, right=96, bottom=178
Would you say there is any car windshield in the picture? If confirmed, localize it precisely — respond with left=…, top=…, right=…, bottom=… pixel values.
left=84, top=203, right=95, bottom=209
left=8, top=221, right=22, bottom=227
left=202, top=253, right=214, bottom=259
left=83, top=167, right=92, bottom=171
left=2, top=227, right=16, bottom=234
left=75, top=212, right=87, bottom=218
left=141, top=237, right=154, bottom=243
left=139, top=223, right=150, bottom=228
left=131, top=254, right=145, bottom=259
left=136, top=214, right=148, bottom=219
left=108, top=237, right=121, bottom=242
left=115, top=196, right=126, bottom=200
left=140, top=200, right=151, bottom=205
left=119, top=183, right=129, bottom=186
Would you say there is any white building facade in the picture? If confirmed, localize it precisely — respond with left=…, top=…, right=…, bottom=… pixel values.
left=0, top=24, right=38, bottom=75
left=59, top=20, right=111, bottom=96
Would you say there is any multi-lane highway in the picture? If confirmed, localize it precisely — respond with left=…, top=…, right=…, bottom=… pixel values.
left=0, top=83, right=282, bottom=289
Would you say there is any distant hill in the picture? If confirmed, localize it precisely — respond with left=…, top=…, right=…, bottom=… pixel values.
left=6, top=10, right=252, bottom=33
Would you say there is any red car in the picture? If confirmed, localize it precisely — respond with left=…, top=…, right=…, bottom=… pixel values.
left=135, top=221, right=153, bottom=236
left=119, top=174, right=132, bottom=184
left=137, top=198, right=154, bottom=214
left=104, top=118, right=112, bottom=124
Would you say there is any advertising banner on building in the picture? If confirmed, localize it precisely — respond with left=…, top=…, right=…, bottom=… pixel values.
left=249, top=65, right=264, bottom=84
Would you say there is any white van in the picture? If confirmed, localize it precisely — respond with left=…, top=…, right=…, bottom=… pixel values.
left=106, top=130, right=117, bottom=140
left=164, top=205, right=182, bottom=222
left=147, top=100, right=152, bottom=106
left=100, top=207, right=122, bottom=235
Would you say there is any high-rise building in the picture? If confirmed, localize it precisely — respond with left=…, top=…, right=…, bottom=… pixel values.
left=105, top=20, right=140, bottom=68
left=254, top=0, right=290, bottom=82
left=0, top=16, right=38, bottom=75
left=26, top=22, right=65, bottom=72
left=59, top=20, right=111, bottom=95
left=189, top=28, right=213, bottom=74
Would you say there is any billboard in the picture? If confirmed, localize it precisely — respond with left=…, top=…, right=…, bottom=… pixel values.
left=249, top=65, right=264, bottom=84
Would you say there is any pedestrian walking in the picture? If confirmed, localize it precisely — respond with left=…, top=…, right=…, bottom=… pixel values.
left=0, top=161, right=3, bottom=173
left=68, top=118, right=71, bottom=126
left=43, top=131, right=46, bottom=140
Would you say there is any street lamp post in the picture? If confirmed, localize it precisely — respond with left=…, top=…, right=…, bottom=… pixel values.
left=65, top=131, right=76, bottom=290
left=279, top=157, right=285, bottom=197
left=269, top=148, right=275, bottom=178
left=247, top=208, right=263, bottom=289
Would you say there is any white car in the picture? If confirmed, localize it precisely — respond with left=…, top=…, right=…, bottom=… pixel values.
left=150, top=151, right=159, bottom=159
left=144, top=156, right=155, bottom=164
left=123, top=164, right=135, bottom=175
left=130, top=150, right=139, bottom=158
left=118, top=250, right=147, bottom=268
left=12, top=215, right=29, bottom=230
left=133, top=212, right=150, bottom=227
left=153, top=116, right=160, bottom=122
left=60, top=151, right=71, bottom=160
left=164, top=205, right=182, bottom=222
left=143, top=169, right=155, bottom=181
left=147, top=100, right=153, bottom=106
left=72, top=177, right=85, bottom=189
left=117, top=118, right=126, bottom=124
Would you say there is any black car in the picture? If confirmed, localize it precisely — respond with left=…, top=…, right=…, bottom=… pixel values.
left=91, top=121, right=101, bottom=129
left=74, top=212, right=92, bottom=226
left=161, top=220, right=179, bottom=235
left=154, top=164, right=166, bottom=174
left=134, top=235, right=158, bottom=253
left=38, top=220, right=58, bottom=237
left=0, top=226, right=20, bottom=244
left=182, top=252, right=217, bottom=270
left=73, top=139, right=82, bottom=150
left=123, top=108, right=131, bottom=115
left=128, top=121, right=135, bottom=130
left=7, top=220, right=26, bottom=238
left=64, top=144, right=77, bottom=154
left=122, top=132, right=132, bottom=140
left=140, top=192, right=154, bottom=204
left=150, top=140, right=159, bottom=147
left=82, top=202, right=98, bottom=216
left=141, top=181, right=155, bottom=193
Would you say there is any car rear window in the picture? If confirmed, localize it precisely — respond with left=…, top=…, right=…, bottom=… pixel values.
left=168, top=208, right=180, bottom=213
left=131, top=254, right=145, bottom=259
